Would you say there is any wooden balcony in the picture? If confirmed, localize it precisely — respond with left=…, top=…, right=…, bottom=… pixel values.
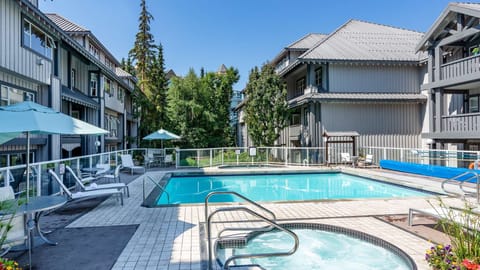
left=440, top=112, right=480, bottom=135
left=439, top=54, right=480, bottom=81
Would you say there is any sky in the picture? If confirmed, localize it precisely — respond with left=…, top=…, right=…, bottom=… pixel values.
left=39, top=0, right=471, bottom=89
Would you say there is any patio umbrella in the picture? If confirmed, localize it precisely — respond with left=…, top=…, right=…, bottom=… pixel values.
left=143, top=128, right=180, bottom=148
left=0, top=101, right=108, bottom=202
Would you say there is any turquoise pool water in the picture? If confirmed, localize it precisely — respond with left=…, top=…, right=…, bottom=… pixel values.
left=216, top=228, right=413, bottom=270
left=155, top=173, right=429, bottom=205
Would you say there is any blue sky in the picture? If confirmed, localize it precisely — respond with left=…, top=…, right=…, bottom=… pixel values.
left=40, top=0, right=465, bottom=89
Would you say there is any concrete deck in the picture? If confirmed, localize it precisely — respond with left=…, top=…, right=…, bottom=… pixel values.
left=14, top=166, right=476, bottom=269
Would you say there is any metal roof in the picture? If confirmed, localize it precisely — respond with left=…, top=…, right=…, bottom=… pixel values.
left=45, top=13, right=88, bottom=32
left=416, top=3, right=480, bottom=52
left=288, top=92, right=427, bottom=107
left=115, top=67, right=134, bottom=78
left=287, top=33, right=327, bottom=50
left=300, top=20, right=425, bottom=62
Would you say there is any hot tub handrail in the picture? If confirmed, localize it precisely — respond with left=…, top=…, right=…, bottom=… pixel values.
left=207, top=206, right=299, bottom=270
left=204, top=191, right=276, bottom=228
left=143, top=175, right=170, bottom=204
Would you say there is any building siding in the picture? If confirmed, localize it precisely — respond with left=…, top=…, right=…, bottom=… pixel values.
left=0, top=0, right=52, bottom=85
left=328, top=63, right=420, bottom=93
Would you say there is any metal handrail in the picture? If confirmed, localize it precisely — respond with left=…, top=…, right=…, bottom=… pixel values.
left=142, top=175, right=170, bottom=204
left=441, top=170, right=480, bottom=203
left=204, top=191, right=276, bottom=228
left=207, top=206, right=299, bottom=270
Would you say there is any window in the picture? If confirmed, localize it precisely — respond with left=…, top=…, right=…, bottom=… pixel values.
left=105, top=114, right=119, bottom=137
left=105, top=79, right=111, bottom=96
left=295, top=77, right=305, bottom=97
left=291, top=114, right=300, bottom=125
left=303, top=108, right=309, bottom=127
left=0, top=85, right=35, bottom=105
left=111, top=83, right=116, bottom=98
left=71, top=69, right=76, bottom=89
left=23, top=19, right=54, bottom=59
left=315, top=67, right=323, bottom=88
left=117, top=88, right=124, bottom=102
left=71, top=110, right=80, bottom=119
left=469, top=96, right=479, bottom=113
left=90, top=75, right=98, bottom=96
left=88, top=44, right=99, bottom=59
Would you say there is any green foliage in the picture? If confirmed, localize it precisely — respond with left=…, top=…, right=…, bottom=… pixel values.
left=244, top=63, right=289, bottom=146
left=166, top=68, right=239, bottom=148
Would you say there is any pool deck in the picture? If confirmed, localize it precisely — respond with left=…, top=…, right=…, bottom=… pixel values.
left=62, top=166, right=475, bottom=269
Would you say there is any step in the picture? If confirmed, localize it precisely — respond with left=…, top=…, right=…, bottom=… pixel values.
left=228, top=264, right=266, bottom=270
left=217, top=235, right=247, bottom=249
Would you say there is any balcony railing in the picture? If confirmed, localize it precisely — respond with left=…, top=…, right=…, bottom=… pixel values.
left=441, top=112, right=480, bottom=133
left=440, top=54, right=480, bottom=81
left=289, top=125, right=301, bottom=139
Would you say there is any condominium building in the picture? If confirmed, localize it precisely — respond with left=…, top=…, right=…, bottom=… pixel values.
left=0, top=0, right=138, bottom=167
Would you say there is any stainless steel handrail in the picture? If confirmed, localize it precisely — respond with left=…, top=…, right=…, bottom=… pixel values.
left=207, top=206, right=299, bottom=270
left=441, top=170, right=480, bottom=203
left=142, top=175, right=170, bottom=204
left=204, top=191, right=276, bottom=226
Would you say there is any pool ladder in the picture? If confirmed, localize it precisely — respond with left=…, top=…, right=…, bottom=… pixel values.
left=205, top=191, right=299, bottom=270
left=142, top=175, right=170, bottom=204
left=441, top=170, right=480, bottom=203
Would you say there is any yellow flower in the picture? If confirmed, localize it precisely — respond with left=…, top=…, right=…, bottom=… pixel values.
left=437, top=244, right=443, bottom=249
left=426, top=250, right=432, bottom=254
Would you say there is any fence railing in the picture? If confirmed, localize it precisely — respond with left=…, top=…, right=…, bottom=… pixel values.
left=0, top=148, right=176, bottom=197
left=3, top=145, right=480, bottom=197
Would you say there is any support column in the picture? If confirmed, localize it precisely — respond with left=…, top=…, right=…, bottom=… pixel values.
left=435, top=89, right=443, bottom=133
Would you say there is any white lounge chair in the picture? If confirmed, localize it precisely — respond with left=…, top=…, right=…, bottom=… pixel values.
left=65, top=166, right=129, bottom=197
left=120, top=154, right=146, bottom=175
left=102, top=165, right=122, bottom=183
left=340, top=152, right=352, bottom=165
left=80, top=163, right=111, bottom=182
left=0, top=186, right=29, bottom=256
left=48, top=169, right=124, bottom=206
left=408, top=206, right=480, bottom=230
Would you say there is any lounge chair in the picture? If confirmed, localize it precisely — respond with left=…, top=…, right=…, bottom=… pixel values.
left=340, top=152, right=352, bottom=165
left=164, top=154, right=173, bottom=167
left=408, top=206, right=480, bottom=230
left=65, top=166, right=129, bottom=197
left=48, top=169, right=124, bottom=206
left=102, top=165, right=122, bottom=183
left=80, top=163, right=111, bottom=182
left=0, top=186, right=29, bottom=256
left=120, top=154, right=146, bottom=175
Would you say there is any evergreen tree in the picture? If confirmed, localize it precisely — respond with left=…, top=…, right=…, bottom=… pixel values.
left=129, top=0, right=156, bottom=95
left=244, top=63, right=289, bottom=146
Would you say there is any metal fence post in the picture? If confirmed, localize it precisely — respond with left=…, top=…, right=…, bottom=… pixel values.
left=221, top=148, right=224, bottom=165
left=210, top=149, right=213, bottom=167
left=197, top=150, right=200, bottom=168
left=383, top=148, right=387, bottom=160
left=285, top=147, right=288, bottom=166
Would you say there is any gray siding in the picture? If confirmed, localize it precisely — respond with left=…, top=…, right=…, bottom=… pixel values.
left=321, top=103, right=422, bottom=134
left=0, top=0, right=53, bottom=85
left=328, top=64, right=420, bottom=93
left=0, top=71, right=38, bottom=91
left=321, top=103, right=422, bottom=148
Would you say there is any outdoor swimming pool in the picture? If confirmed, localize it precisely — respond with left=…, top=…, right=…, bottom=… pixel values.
left=216, top=225, right=416, bottom=270
left=155, top=172, right=431, bottom=205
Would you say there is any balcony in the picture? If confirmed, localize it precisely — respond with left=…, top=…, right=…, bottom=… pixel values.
left=437, top=54, right=480, bottom=83
left=437, top=112, right=480, bottom=137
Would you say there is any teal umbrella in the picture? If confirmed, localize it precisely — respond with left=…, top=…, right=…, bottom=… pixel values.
left=0, top=101, right=108, bottom=202
left=143, top=128, right=180, bottom=148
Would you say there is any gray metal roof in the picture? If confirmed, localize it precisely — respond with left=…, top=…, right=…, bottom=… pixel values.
left=416, top=3, right=480, bottom=52
left=115, top=67, right=134, bottom=78
left=288, top=92, right=427, bottom=107
left=287, top=33, right=327, bottom=50
left=45, top=13, right=88, bottom=32
left=300, top=20, right=425, bottom=62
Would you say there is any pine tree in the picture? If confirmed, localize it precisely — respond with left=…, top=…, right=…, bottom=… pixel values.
left=244, top=63, right=289, bottom=146
left=129, top=0, right=156, bottom=95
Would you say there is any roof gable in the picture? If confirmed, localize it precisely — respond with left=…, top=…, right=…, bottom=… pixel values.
left=287, top=33, right=327, bottom=50
left=416, top=2, right=480, bottom=52
left=300, top=20, right=424, bottom=62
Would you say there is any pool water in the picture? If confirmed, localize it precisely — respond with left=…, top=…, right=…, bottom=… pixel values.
left=217, top=228, right=412, bottom=270
left=156, top=173, right=429, bottom=204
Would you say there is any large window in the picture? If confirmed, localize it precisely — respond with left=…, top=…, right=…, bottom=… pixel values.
left=295, top=77, right=305, bottom=97
left=71, top=69, right=76, bottom=89
left=1, top=85, right=35, bottom=106
left=117, top=88, right=124, bottom=102
left=105, top=114, right=119, bottom=137
left=88, top=44, right=99, bottom=59
left=469, top=95, right=479, bottom=113
left=23, top=19, right=54, bottom=59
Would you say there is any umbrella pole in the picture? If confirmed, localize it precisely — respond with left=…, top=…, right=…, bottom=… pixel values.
left=26, top=132, right=30, bottom=204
